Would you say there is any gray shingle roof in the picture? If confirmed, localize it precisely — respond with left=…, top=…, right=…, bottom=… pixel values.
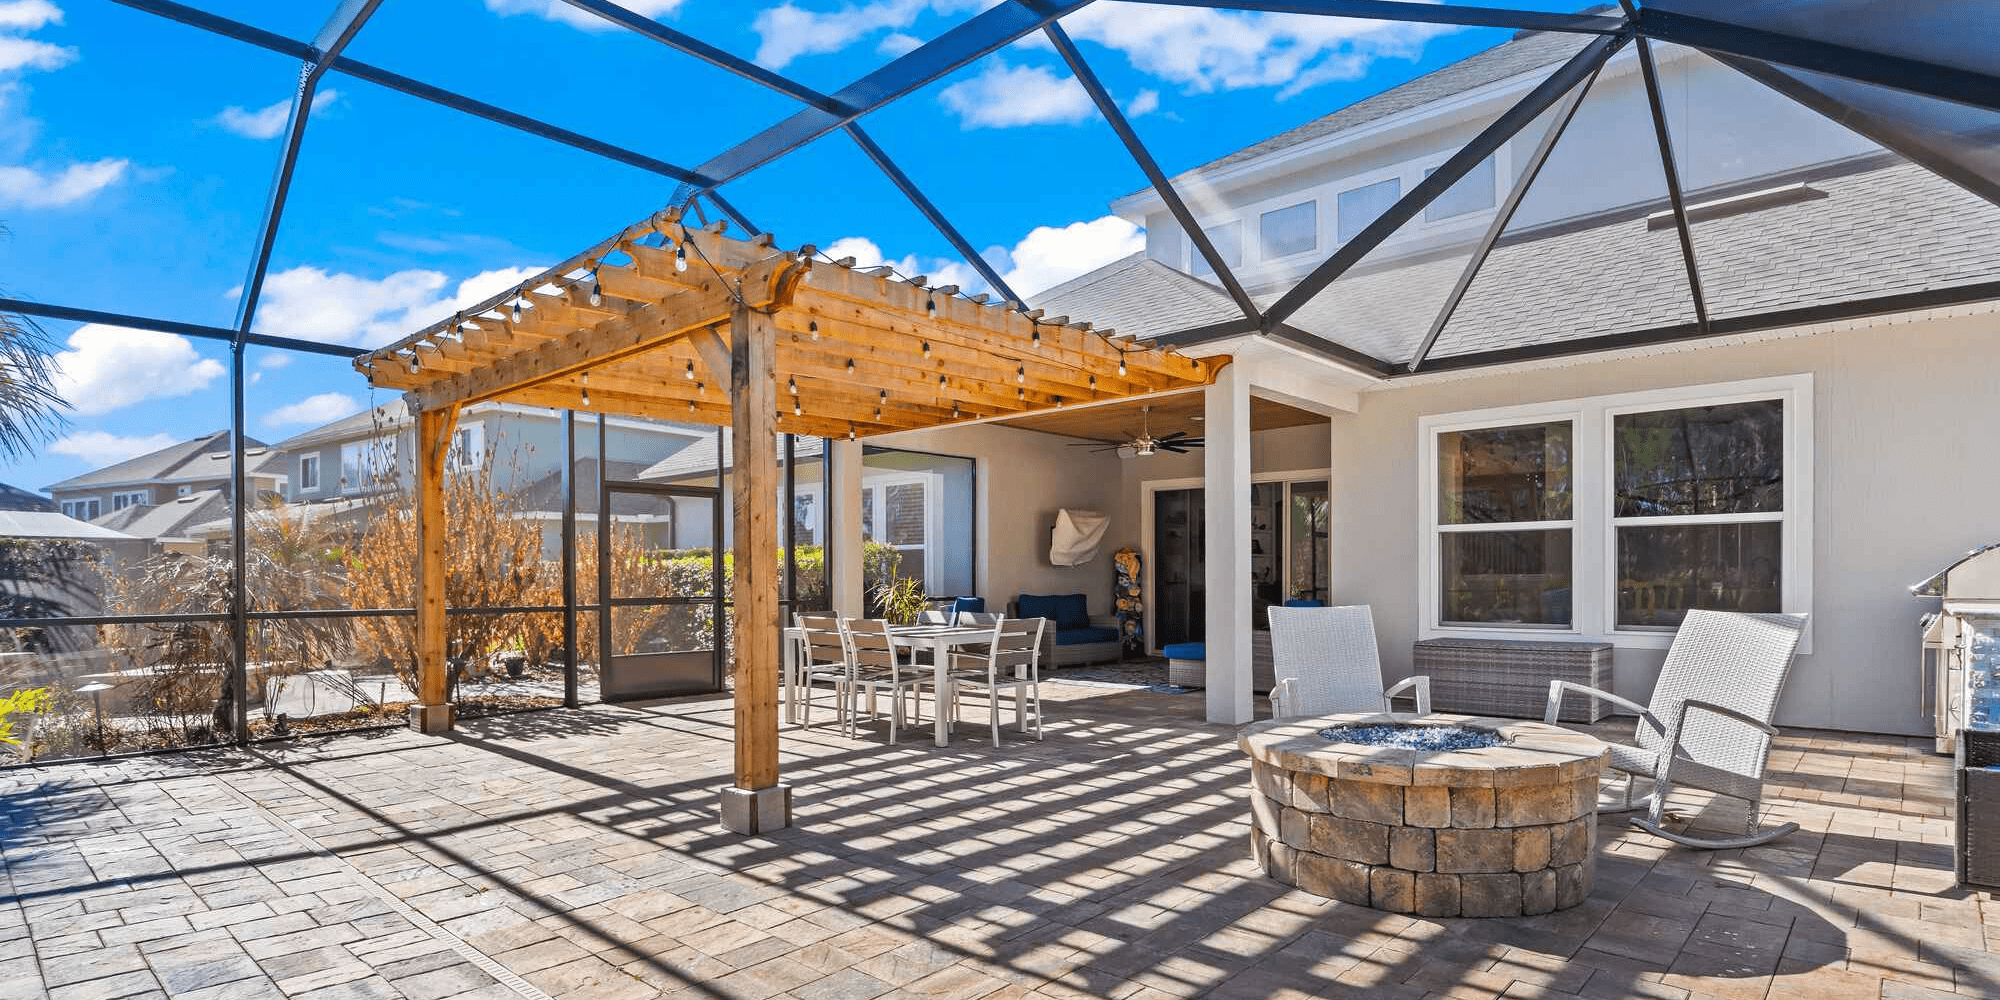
left=0, top=483, right=53, bottom=512
left=43, top=431, right=275, bottom=492
left=1033, top=253, right=1239, bottom=338
left=635, top=428, right=823, bottom=482
left=1045, top=157, right=2000, bottom=365
left=0, top=509, right=133, bottom=540
left=272, top=399, right=411, bottom=453
left=1145, top=28, right=1588, bottom=197
left=96, top=489, right=228, bottom=541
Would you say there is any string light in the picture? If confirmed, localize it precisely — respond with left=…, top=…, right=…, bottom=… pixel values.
left=511, top=294, right=524, bottom=324
left=879, top=389, right=887, bottom=404
left=874, top=407, right=882, bottom=420
left=587, top=268, right=603, bottom=308
left=674, top=241, right=688, bottom=273
left=684, top=361, right=695, bottom=380
left=1089, top=375, right=1097, bottom=391
left=849, top=426, right=856, bottom=441
left=938, top=374, right=947, bottom=388
left=1031, top=327, right=1041, bottom=347
left=793, top=399, right=802, bottom=417
left=1055, top=395, right=1065, bottom=408
left=1017, top=387, right=1024, bottom=400
left=846, top=359, right=855, bottom=373
left=1118, top=355, right=1127, bottom=377
left=407, top=353, right=420, bottom=375
left=809, top=320, right=820, bottom=341
left=925, top=296, right=937, bottom=319
left=921, top=341, right=931, bottom=359
left=788, top=377, right=798, bottom=395
left=952, top=401, right=960, bottom=418
left=580, top=372, right=590, bottom=407
left=689, top=399, right=697, bottom=413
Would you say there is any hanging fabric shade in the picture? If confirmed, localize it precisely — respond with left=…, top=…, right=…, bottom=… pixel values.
left=1050, top=509, right=1110, bottom=567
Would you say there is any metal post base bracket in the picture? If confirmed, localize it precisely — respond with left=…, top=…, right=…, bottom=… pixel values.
left=407, top=703, right=455, bottom=734
left=720, top=784, right=792, bottom=835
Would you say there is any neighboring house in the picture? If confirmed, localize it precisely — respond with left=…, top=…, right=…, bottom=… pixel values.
left=867, top=27, right=2000, bottom=738
left=0, top=483, right=54, bottom=512
left=256, top=400, right=709, bottom=555
left=41, top=431, right=285, bottom=552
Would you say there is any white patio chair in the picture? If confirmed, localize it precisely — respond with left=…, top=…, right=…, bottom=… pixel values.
left=948, top=617, right=1044, bottom=747
left=1266, top=605, right=1430, bottom=719
left=794, top=614, right=850, bottom=731
left=1545, top=609, right=1808, bottom=849
left=839, top=618, right=933, bottom=743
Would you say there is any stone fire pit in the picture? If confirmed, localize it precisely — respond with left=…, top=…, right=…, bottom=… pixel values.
left=1240, top=712, right=1607, bottom=917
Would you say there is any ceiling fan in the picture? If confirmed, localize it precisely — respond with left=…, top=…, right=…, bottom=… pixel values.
left=1069, top=405, right=1204, bottom=457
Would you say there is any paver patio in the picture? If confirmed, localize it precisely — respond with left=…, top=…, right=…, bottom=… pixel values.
left=0, top=681, right=1983, bottom=1000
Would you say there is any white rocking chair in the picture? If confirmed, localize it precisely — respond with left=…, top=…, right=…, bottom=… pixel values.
left=1266, top=605, right=1430, bottom=719
left=1546, top=609, right=1808, bottom=850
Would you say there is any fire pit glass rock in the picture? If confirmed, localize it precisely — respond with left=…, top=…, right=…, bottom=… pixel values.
left=1240, top=711, right=1608, bottom=918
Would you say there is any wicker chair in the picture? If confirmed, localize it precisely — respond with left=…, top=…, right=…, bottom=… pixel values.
left=1545, top=610, right=1808, bottom=849
left=1266, top=605, right=1430, bottom=719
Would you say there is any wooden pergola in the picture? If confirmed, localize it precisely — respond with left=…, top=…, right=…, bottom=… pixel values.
left=357, top=206, right=1220, bottom=832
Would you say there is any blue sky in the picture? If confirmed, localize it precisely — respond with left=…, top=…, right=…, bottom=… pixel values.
left=0, top=0, right=1529, bottom=492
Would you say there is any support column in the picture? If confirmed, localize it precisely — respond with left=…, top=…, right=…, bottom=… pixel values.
left=828, top=436, right=865, bottom=619
left=721, top=307, right=791, bottom=834
left=409, top=405, right=453, bottom=733
left=1204, top=362, right=1254, bottom=725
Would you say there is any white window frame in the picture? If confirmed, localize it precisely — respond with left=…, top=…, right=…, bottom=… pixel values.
left=446, top=423, right=484, bottom=472
left=62, top=498, right=102, bottom=520
left=1257, top=200, right=1318, bottom=263
left=1188, top=219, right=1244, bottom=279
left=861, top=470, right=943, bottom=593
left=298, top=455, right=319, bottom=492
left=1421, top=153, right=1502, bottom=224
left=1418, top=374, right=1813, bottom=651
left=111, top=490, right=148, bottom=511
left=341, top=436, right=399, bottom=494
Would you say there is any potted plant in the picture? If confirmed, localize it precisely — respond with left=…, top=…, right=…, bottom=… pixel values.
left=0, top=687, right=52, bottom=763
left=873, top=576, right=927, bottom=626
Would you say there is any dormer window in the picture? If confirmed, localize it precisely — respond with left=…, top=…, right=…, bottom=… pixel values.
left=1190, top=220, right=1242, bottom=279
left=1259, top=201, right=1317, bottom=259
left=1337, top=177, right=1401, bottom=243
left=1425, top=155, right=1498, bottom=222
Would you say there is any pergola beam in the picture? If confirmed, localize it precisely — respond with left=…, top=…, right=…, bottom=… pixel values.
left=1135, top=0, right=1629, bottom=34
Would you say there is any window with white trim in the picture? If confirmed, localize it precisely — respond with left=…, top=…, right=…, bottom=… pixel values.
left=1189, top=220, right=1242, bottom=278
left=1259, top=201, right=1316, bottom=260
left=1424, top=156, right=1498, bottom=222
left=61, top=498, right=101, bottom=520
left=298, top=455, right=319, bottom=491
left=340, top=436, right=398, bottom=493
left=1421, top=376, right=1811, bottom=644
left=446, top=424, right=484, bottom=472
left=1337, top=177, right=1401, bottom=243
left=111, top=490, right=148, bottom=511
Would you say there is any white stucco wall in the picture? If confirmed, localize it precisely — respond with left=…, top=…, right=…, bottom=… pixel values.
left=1334, top=312, right=2000, bottom=736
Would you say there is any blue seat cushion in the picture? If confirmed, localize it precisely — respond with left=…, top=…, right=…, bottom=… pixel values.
left=1018, top=593, right=1089, bottom=628
left=1162, top=642, right=1206, bottom=661
left=1283, top=598, right=1325, bottom=608
left=950, top=596, right=986, bottom=615
left=1055, top=625, right=1119, bottom=646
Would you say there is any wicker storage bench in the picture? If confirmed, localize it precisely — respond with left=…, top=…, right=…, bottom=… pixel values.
left=1958, top=729, right=2000, bottom=890
left=1413, top=637, right=1614, bottom=723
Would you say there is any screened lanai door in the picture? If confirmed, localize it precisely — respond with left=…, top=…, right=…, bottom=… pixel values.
left=597, top=480, right=726, bottom=701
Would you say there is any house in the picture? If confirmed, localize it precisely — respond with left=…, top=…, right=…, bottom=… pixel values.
left=255, top=400, right=710, bottom=556
left=848, top=31, right=2000, bottom=738
left=0, top=483, right=53, bottom=512
left=41, top=431, right=286, bottom=553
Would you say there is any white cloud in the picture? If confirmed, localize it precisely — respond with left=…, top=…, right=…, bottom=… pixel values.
left=0, top=157, right=125, bottom=207
left=252, top=263, right=544, bottom=348
left=1002, top=215, right=1145, bottom=299
left=49, top=430, right=178, bottom=467
left=0, top=1, right=61, bottom=31
left=256, top=353, right=292, bottom=370
left=262, top=392, right=360, bottom=429
left=211, top=88, right=339, bottom=140
left=1055, top=3, right=1448, bottom=100
left=50, top=325, right=226, bottom=416
left=0, top=34, right=68, bottom=72
left=822, top=213, right=1142, bottom=303
left=483, top=0, right=685, bottom=31
left=876, top=31, right=921, bottom=58
left=939, top=61, right=1093, bottom=130
left=752, top=0, right=986, bottom=69
left=1125, top=89, right=1159, bottom=118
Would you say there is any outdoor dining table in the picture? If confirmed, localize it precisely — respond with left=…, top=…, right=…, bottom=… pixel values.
left=779, top=622, right=995, bottom=746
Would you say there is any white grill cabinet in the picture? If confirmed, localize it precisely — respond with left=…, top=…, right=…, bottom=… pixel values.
left=1911, top=544, right=2000, bottom=755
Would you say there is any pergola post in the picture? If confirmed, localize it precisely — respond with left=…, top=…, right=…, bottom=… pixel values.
left=1203, top=362, right=1254, bottom=725
left=720, top=305, right=791, bottom=834
left=409, top=404, right=454, bottom=733
left=829, top=436, right=866, bottom=618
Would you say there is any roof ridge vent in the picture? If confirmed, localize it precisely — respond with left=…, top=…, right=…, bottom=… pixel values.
left=1645, top=181, right=1826, bottom=231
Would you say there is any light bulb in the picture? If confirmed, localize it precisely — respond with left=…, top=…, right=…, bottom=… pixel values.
left=788, top=377, right=797, bottom=395
left=408, top=354, right=420, bottom=375
left=1017, top=387, right=1024, bottom=400
left=587, top=271, right=603, bottom=308
left=688, top=399, right=696, bottom=412
left=874, top=407, right=882, bottom=420
left=809, top=320, right=820, bottom=341
left=511, top=296, right=523, bottom=324
left=926, top=297, right=937, bottom=319
left=879, top=389, right=886, bottom=402
left=793, top=399, right=801, bottom=417
left=846, top=359, right=855, bottom=373
left=849, top=427, right=856, bottom=441
left=1118, top=357, right=1127, bottom=377
left=1017, top=365, right=1025, bottom=383
left=921, top=341, right=931, bottom=359
left=938, top=374, right=946, bottom=388
left=1089, top=375, right=1097, bottom=390
left=684, top=361, right=694, bottom=380
left=952, top=402, right=960, bottom=418
left=1031, top=328, right=1040, bottom=346
left=674, top=242, right=688, bottom=273
left=1055, top=395, right=1064, bottom=408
